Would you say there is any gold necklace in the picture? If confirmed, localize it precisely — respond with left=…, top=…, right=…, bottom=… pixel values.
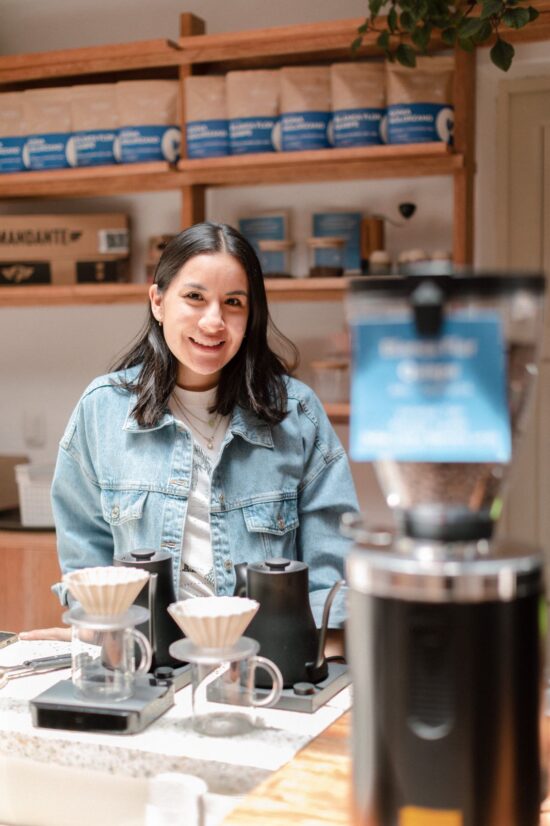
left=177, top=400, right=217, bottom=429
left=173, top=395, right=223, bottom=450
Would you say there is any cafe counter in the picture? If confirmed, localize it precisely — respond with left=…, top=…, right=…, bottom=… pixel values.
left=0, top=639, right=350, bottom=826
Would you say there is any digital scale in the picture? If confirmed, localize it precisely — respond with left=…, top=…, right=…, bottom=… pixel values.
left=30, top=664, right=192, bottom=735
left=254, top=661, right=350, bottom=713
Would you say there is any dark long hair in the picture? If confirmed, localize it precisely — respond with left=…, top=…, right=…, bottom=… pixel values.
left=112, top=222, right=298, bottom=427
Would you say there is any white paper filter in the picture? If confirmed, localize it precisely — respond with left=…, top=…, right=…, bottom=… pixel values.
left=63, top=566, right=149, bottom=616
left=168, top=596, right=259, bottom=648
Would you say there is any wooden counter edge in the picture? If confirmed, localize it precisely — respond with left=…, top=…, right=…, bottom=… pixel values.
left=223, top=710, right=352, bottom=826
left=223, top=709, right=550, bottom=826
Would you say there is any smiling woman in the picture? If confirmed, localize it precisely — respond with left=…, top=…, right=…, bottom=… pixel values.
left=22, top=222, right=359, bottom=640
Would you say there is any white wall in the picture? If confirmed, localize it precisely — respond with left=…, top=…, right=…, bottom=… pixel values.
left=1, top=2, right=549, bottom=526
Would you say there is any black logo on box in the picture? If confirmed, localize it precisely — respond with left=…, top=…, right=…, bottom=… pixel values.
left=0, top=262, right=50, bottom=285
left=0, top=230, right=81, bottom=246
left=76, top=261, right=122, bottom=283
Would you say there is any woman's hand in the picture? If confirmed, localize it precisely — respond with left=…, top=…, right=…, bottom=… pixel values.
left=324, top=628, right=345, bottom=658
left=18, top=628, right=71, bottom=642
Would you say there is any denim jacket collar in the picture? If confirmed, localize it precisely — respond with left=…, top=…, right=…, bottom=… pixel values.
left=122, top=394, right=274, bottom=448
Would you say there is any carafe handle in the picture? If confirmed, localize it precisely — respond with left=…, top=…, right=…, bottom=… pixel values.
left=130, top=628, right=153, bottom=674
left=250, top=656, right=283, bottom=708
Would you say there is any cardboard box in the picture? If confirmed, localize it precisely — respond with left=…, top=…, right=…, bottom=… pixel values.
left=0, top=213, right=130, bottom=286
left=0, top=213, right=129, bottom=260
left=0, top=455, right=28, bottom=510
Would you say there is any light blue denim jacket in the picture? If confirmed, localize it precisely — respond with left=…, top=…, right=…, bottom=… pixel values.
left=51, top=366, right=359, bottom=626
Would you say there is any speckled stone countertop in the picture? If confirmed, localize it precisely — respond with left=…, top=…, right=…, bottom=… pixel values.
left=0, top=640, right=350, bottom=826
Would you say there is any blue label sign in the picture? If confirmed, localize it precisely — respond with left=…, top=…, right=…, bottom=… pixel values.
left=387, top=103, right=454, bottom=145
left=0, top=137, right=25, bottom=172
left=350, top=314, right=511, bottom=463
left=281, top=111, right=331, bottom=151
left=186, top=120, right=229, bottom=159
left=23, top=134, right=71, bottom=170
left=67, top=129, right=117, bottom=167
left=117, top=125, right=181, bottom=164
left=332, top=107, right=386, bottom=147
left=229, top=117, right=278, bottom=154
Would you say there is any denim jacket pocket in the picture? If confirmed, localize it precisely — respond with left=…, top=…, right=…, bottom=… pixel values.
left=241, top=495, right=299, bottom=536
left=101, top=489, right=148, bottom=526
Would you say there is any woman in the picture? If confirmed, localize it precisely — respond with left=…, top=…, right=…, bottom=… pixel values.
left=21, top=222, right=358, bottom=647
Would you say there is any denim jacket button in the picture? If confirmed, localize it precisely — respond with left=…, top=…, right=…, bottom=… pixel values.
left=111, top=505, right=120, bottom=519
left=223, top=559, right=232, bottom=572
left=277, top=516, right=285, bottom=530
left=219, top=493, right=225, bottom=505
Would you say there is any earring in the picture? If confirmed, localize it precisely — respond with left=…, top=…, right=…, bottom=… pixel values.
left=158, top=320, right=163, bottom=328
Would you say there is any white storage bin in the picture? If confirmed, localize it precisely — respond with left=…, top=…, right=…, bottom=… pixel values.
left=15, top=463, right=55, bottom=527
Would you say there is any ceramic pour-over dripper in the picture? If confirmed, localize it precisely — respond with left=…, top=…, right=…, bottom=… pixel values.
left=168, top=596, right=259, bottom=649
left=63, top=566, right=150, bottom=616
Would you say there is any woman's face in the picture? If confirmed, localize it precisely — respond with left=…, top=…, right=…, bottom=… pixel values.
left=149, top=252, right=249, bottom=390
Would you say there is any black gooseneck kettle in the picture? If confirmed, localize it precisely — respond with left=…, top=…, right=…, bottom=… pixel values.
left=234, top=557, right=343, bottom=688
left=114, top=549, right=182, bottom=670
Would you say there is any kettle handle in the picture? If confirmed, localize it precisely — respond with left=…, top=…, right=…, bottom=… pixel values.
left=233, top=562, right=248, bottom=598
left=313, top=579, right=345, bottom=671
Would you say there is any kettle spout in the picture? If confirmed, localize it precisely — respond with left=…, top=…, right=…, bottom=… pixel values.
left=306, top=579, right=344, bottom=684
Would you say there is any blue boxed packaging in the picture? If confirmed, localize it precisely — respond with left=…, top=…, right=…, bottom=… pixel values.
left=239, top=213, right=287, bottom=245
left=226, top=69, right=280, bottom=155
left=280, top=67, right=332, bottom=152
left=22, top=89, right=72, bottom=170
left=330, top=62, right=387, bottom=148
left=386, top=57, right=454, bottom=145
left=312, top=211, right=362, bottom=272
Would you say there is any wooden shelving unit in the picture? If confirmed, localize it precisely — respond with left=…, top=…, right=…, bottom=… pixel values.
left=0, top=12, right=477, bottom=278
left=0, top=277, right=348, bottom=308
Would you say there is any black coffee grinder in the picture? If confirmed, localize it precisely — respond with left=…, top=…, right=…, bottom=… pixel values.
left=344, top=272, right=546, bottom=826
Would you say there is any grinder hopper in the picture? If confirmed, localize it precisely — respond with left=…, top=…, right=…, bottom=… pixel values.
left=346, top=272, right=546, bottom=540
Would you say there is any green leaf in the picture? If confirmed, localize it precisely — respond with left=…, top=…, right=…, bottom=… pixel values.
left=459, top=16, right=485, bottom=37
left=503, top=7, right=531, bottom=28
left=490, top=36, right=515, bottom=70
left=441, top=26, right=458, bottom=45
left=377, top=30, right=391, bottom=49
left=388, top=7, right=398, bottom=33
left=528, top=6, right=540, bottom=21
left=458, top=36, right=475, bottom=52
left=399, top=10, right=415, bottom=31
left=357, top=22, right=368, bottom=34
left=395, top=43, right=417, bottom=67
left=412, top=24, right=431, bottom=51
left=368, top=0, right=384, bottom=17
left=351, top=36, right=363, bottom=53
left=480, top=0, right=503, bottom=19
left=472, top=19, right=493, bottom=43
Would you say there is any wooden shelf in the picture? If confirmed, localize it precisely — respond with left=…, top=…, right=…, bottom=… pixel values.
left=0, top=39, right=183, bottom=85
left=179, top=143, right=461, bottom=187
left=0, top=162, right=187, bottom=199
left=177, top=5, right=550, bottom=71
left=323, top=402, right=350, bottom=424
left=0, top=278, right=350, bottom=308
left=0, top=144, right=460, bottom=200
